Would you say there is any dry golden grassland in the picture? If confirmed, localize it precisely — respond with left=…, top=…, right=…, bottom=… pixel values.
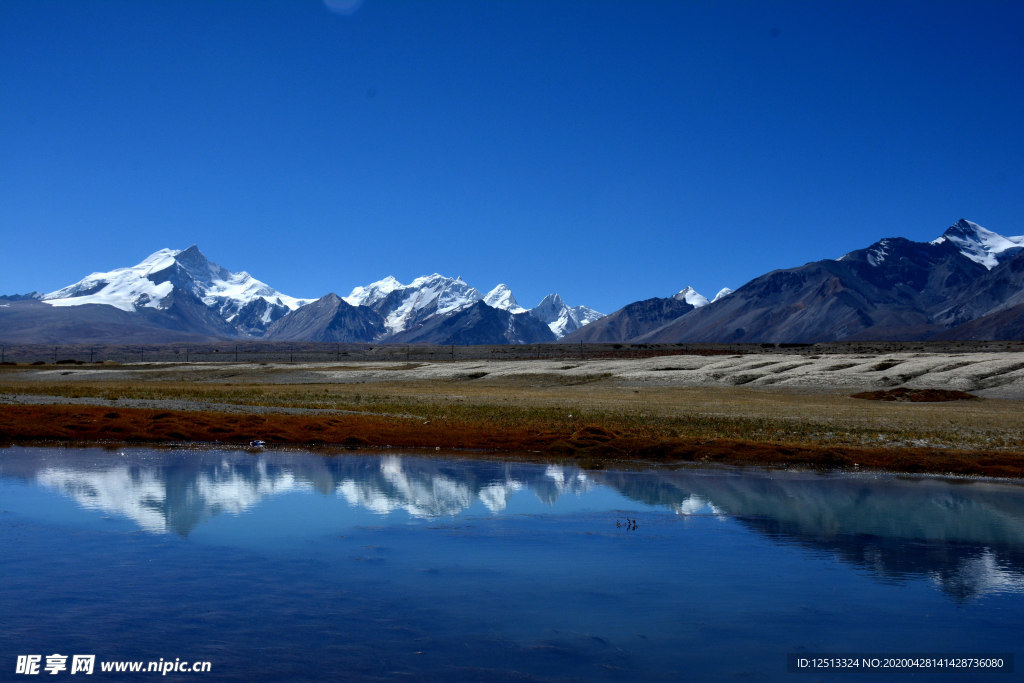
left=2, top=357, right=1024, bottom=477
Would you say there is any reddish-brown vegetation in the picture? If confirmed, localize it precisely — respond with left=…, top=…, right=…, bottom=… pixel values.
left=2, top=403, right=1023, bottom=478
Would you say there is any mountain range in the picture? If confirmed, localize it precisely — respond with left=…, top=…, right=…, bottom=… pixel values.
left=562, top=219, right=1024, bottom=344
left=3, top=219, right=1023, bottom=345
left=593, top=219, right=1024, bottom=344
left=0, top=247, right=603, bottom=344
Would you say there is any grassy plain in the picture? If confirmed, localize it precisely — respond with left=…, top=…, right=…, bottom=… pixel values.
left=2, top=354, right=1024, bottom=477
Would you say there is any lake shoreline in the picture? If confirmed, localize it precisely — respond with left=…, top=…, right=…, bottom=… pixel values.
left=3, top=355, right=1023, bottom=478
left=3, top=402, right=1023, bottom=479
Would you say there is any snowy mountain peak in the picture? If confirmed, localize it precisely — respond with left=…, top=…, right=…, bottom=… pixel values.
left=484, top=284, right=526, bottom=313
left=43, top=247, right=184, bottom=312
left=672, top=287, right=709, bottom=307
left=42, top=247, right=312, bottom=333
left=570, top=304, right=604, bottom=327
left=712, top=287, right=734, bottom=302
left=343, top=275, right=601, bottom=339
left=534, top=293, right=565, bottom=312
left=345, top=273, right=483, bottom=335
left=408, top=273, right=448, bottom=288
left=137, top=248, right=180, bottom=271
left=343, top=275, right=402, bottom=307
left=931, top=219, right=1024, bottom=269
left=529, top=293, right=604, bottom=337
left=34, top=252, right=606, bottom=342
left=434, top=277, right=482, bottom=315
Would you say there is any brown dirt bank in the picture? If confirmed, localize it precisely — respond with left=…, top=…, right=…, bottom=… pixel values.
left=851, top=387, right=980, bottom=402
left=3, top=403, right=1023, bottom=478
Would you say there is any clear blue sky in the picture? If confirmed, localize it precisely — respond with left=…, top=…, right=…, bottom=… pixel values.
left=3, top=0, right=1022, bottom=313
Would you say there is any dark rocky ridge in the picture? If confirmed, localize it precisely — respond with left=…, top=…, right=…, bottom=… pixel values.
left=265, top=293, right=385, bottom=342
left=562, top=296, right=698, bottom=343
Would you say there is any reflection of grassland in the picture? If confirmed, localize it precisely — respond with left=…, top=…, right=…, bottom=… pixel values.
left=2, top=364, right=1024, bottom=477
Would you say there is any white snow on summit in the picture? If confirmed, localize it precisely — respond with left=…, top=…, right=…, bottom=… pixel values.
left=345, top=273, right=483, bottom=335
left=672, top=287, right=709, bottom=308
left=483, top=284, right=526, bottom=313
left=712, top=287, right=733, bottom=302
left=931, top=219, right=1024, bottom=269
left=384, top=274, right=481, bottom=334
left=43, top=248, right=179, bottom=312
left=44, top=247, right=608, bottom=341
left=344, top=273, right=603, bottom=337
left=342, top=275, right=402, bottom=308
left=530, top=293, right=603, bottom=337
left=42, top=247, right=312, bottom=322
left=431, top=275, right=481, bottom=314
left=836, top=220, right=1024, bottom=270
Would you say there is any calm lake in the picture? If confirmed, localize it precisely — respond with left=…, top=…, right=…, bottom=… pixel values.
left=2, top=446, right=1022, bottom=681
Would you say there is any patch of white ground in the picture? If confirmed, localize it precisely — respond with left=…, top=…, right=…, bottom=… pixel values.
left=289, top=352, right=1024, bottom=399
left=23, top=352, right=1024, bottom=399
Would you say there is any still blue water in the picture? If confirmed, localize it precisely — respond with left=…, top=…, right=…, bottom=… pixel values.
left=2, top=446, right=1023, bottom=681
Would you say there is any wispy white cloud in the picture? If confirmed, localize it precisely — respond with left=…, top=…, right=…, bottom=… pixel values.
left=323, top=0, right=364, bottom=16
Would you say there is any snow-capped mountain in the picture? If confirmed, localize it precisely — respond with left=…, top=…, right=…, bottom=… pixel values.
left=43, top=248, right=182, bottom=312
left=341, top=275, right=602, bottom=339
left=341, top=275, right=403, bottom=309
left=930, top=219, right=1024, bottom=269
left=483, top=284, right=526, bottom=313
left=42, top=246, right=312, bottom=336
left=843, top=219, right=1024, bottom=270
left=672, top=287, right=709, bottom=308
left=344, top=274, right=483, bottom=335
left=17, top=217, right=1024, bottom=346
left=485, top=286, right=604, bottom=337
left=529, top=293, right=604, bottom=337
left=639, top=218, right=1024, bottom=343
left=712, top=287, right=734, bottom=302
left=6, top=249, right=604, bottom=344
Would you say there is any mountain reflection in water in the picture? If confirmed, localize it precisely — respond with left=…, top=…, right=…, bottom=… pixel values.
left=2, top=445, right=1023, bottom=601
